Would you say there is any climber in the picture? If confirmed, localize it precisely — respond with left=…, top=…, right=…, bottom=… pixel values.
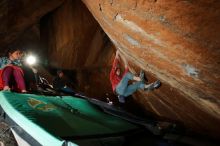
left=110, top=50, right=161, bottom=103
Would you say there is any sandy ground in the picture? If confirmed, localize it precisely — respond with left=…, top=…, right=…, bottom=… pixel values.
left=0, top=122, right=17, bottom=146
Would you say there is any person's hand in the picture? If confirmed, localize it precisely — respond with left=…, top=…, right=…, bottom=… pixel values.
left=124, top=58, right=128, bottom=68
left=115, top=50, right=120, bottom=59
left=119, top=53, right=128, bottom=68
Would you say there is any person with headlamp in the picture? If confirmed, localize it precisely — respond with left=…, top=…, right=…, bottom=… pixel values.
left=0, top=45, right=27, bottom=93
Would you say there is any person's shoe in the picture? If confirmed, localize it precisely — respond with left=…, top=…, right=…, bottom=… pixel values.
left=144, top=83, right=154, bottom=91
left=139, top=70, right=145, bottom=81
left=144, top=80, right=161, bottom=91
left=153, top=80, right=161, bottom=89
left=118, top=95, right=125, bottom=103
left=106, top=98, right=113, bottom=105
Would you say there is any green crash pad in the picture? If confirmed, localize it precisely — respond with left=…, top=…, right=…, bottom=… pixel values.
left=0, top=91, right=138, bottom=146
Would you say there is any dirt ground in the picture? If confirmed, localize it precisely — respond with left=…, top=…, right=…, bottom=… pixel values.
left=0, top=122, right=17, bottom=146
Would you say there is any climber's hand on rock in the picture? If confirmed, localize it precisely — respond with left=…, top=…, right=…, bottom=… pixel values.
left=115, top=50, right=120, bottom=58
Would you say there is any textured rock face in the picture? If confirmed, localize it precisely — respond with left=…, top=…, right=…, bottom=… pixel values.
left=0, top=0, right=220, bottom=140
left=41, top=0, right=115, bottom=98
left=0, top=0, right=64, bottom=48
left=81, top=0, right=220, bottom=138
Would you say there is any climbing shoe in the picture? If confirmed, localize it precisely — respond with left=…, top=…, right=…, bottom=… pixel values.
left=118, top=95, right=125, bottom=103
left=144, top=80, right=161, bottom=91
left=144, top=83, right=154, bottom=91
left=153, top=80, right=161, bottom=89
left=139, top=70, right=145, bottom=81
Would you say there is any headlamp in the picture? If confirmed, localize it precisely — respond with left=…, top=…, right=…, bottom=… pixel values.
left=25, top=55, right=37, bottom=65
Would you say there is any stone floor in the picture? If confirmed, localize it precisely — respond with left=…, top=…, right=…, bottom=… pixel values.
left=0, top=122, right=17, bottom=146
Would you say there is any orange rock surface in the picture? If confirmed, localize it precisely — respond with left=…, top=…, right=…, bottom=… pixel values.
left=81, top=0, right=220, bottom=138
left=0, top=0, right=219, bottom=139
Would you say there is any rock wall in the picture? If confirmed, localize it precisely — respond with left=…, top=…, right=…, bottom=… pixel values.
left=81, top=0, right=220, bottom=138
left=0, top=0, right=64, bottom=48
left=5, top=0, right=218, bottom=139
left=41, top=0, right=115, bottom=98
